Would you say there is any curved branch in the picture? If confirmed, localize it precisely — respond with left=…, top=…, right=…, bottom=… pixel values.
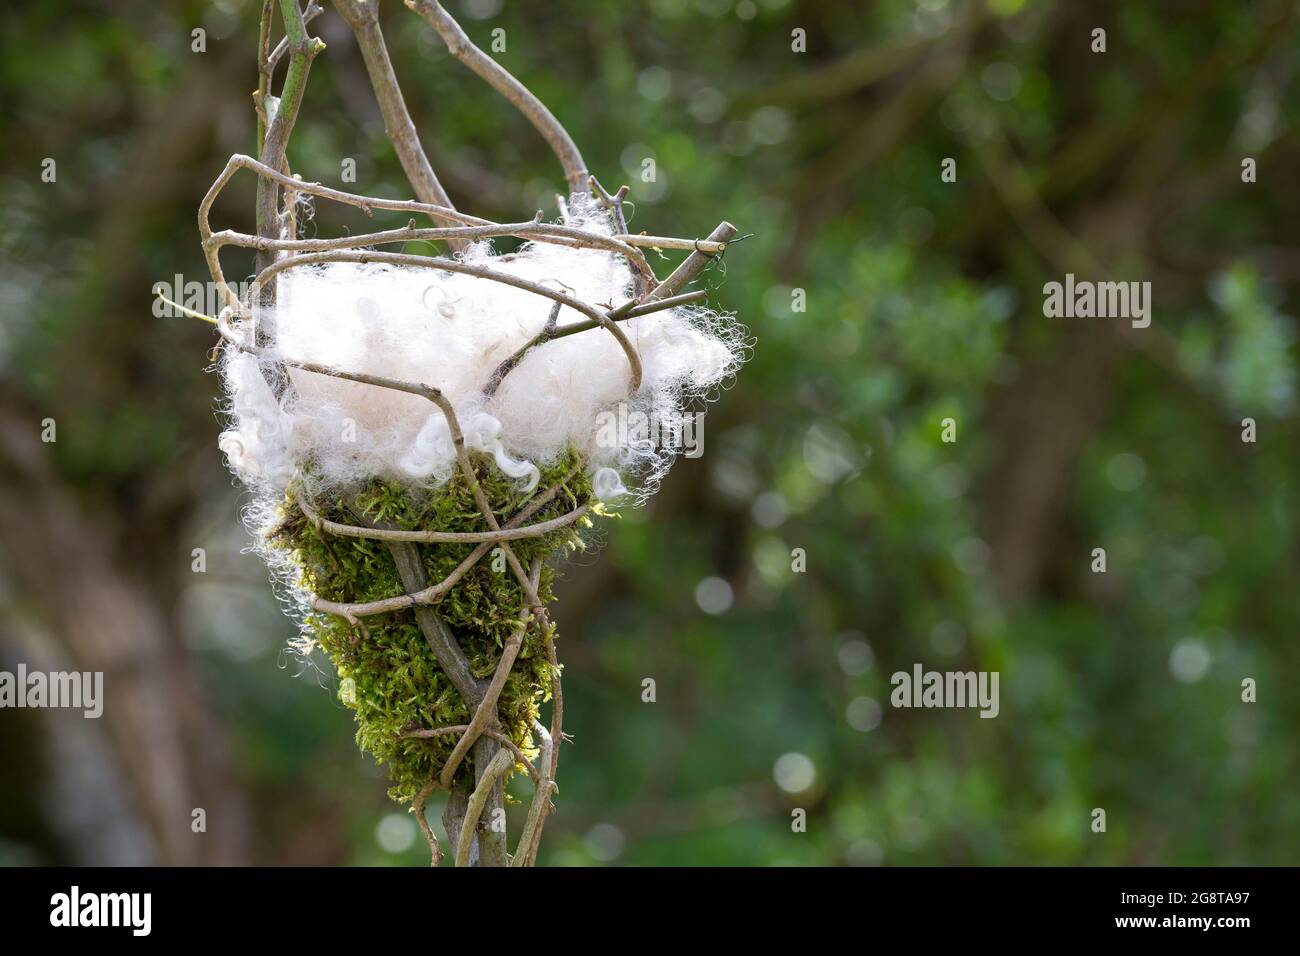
left=407, top=0, right=589, bottom=195
left=331, top=0, right=467, bottom=252
left=255, top=1, right=327, bottom=301
left=248, top=250, right=644, bottom=391
left=482, top=290, right=707, bottom=398
left=455, top=747, right=514, bottom=867
left=400, top=725, right=541, bottom=785
left=649, top=221, right=738, bottom=301
left=512, top=719, right=556, bottom=867
left=298, top=489, right=588, bottom=544
left=412, top=779, right=444, bottom=866
left=438, top=607, right=532, bottom=789
left=300, top=466, right=586, bottom=619
left=210, top=216, right=656, bottom=285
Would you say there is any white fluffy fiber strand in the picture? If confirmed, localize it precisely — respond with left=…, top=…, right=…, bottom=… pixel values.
left=218, top=202, right=745, bottom=500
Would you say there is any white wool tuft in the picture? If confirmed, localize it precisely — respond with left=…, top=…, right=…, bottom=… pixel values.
left=218, top=197, right=747, bottom=503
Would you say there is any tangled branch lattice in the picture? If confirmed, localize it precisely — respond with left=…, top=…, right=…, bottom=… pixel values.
left=197, top=0, right=741, bottom=866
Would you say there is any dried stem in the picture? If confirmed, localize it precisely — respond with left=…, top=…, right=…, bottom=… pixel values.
left=437, top=606, right=532, bottom=788
left=298, top=487, right=586, bottom=544
left=331, top=0, right=467, bottom=252
left=590, top=175, right=645, bottom=297
left=255, top=1, right=326, bottom=307
left=649, top=220, right=738, bottom=300
left=511, top=719, right=556, bottom=866
left=400, top=725, right=541, bottom=785
left=407, top=0, right=590, bottom=194
left=455, top=747, right=514, bottom=867
left=246, top=248, right=646, bottom=391
left=268, top=0, right=323, bottom=74
left=482, top=290, right=705, bottom=398
left=412, top=779, right=443, bottom=866
left=614, top=234, right=729, bottom=254
left=525, top=612, right=564, bottom=866
left=305, top=499, right=584, bottom=619
left=208, top=211, right=658, bottom=285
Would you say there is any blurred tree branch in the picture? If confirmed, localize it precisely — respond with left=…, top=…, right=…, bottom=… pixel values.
left=0, top=393, right=250, bottom=864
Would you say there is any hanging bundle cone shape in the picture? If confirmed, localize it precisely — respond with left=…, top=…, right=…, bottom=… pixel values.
left=194, top=0, right=748, bottom=867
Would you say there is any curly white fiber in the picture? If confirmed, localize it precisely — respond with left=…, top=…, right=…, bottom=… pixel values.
left=218, top=198, right=746, bottom=501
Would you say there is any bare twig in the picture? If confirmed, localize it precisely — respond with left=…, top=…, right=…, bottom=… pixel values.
left=400, top=725, right=541, bottom=785
left=246, top=249, right=646, bottom=391
left=255, top=1, right=326, bottom=306
left=297, top=487, right=586, bottom=544
left=649, top=221, right=738, bottom=300
left=614, top=234, right=729, bottom=254
left=437, top=607, right=531, bottom=788
left=256, top=1, right=275, bottom=155
left=407, top=0, right=590, bottom=194
left=208, top=211, right=657, bottom=285
left=524, top=614, right=564, bottom=866
left=331, top=0, right=467, bottom=252
left=293, top=458, right=586, bottom=620
left=512, top=719, right=556, bottom=866
left=412, top=778, right=444, bottom=866
left=482, top=301, right=560, bottom=398
left=455, top=747, right=514, bottom=867
left=483, top=290, right=706, bottom=398
left=268, top=0, right=324, bottom=74
left=590, top=175, right=644, bottom=297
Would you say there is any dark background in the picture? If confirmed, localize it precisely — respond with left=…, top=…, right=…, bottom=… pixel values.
left=1, top=0, right=1297, bottom=865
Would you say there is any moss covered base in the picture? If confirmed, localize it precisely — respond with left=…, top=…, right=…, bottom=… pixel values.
left=270, top=450, right=593, bottom=802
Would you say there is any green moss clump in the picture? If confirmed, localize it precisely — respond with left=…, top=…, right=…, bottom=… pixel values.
left=270, top=449, right=593, bottom=803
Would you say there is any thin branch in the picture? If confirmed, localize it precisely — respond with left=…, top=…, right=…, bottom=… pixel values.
left=208, top=214, right=657, bottom=284
left=297, top=461, right=585, bottom=619
left=589, top=176, right=630, bottom=235
left=455, top=747, right=514, bottom=867
left=407, top=0, right=590, bottom=194
left=298, top=488, right=586, bottom=544
left=247, top=249, right=645, bottom=390
left=255, top=1, right=326, bottom=307
left=482, top=301, right=560, bottom=398
left=512, top=719, right=556, bottom=867
left=613, top=234, right=729, bottom=254
left=540, top=289, right=707, bottom=341
left=412, top=778, right=443, bottom=866
left=649, top=221, right=737, bottom=300
left=438, top=606, right=532, bottom=788
left=590, top=175, right=645, bottom=298
left=481, top=289, right=707, bottom=399
left=400, top=725, right=541, bottom=786
left=524, top=611, right=564, bottom=866
left=256, top=0, right=275, bottom=156
left=268, top=0, right=324, bottom=74
left=331, top=0, right=467, bottom=253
